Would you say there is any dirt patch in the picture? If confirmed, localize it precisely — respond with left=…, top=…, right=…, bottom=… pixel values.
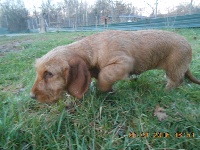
left=0, top=39, right=33, bottom=53
left=0, top=84, right=25, bottom=94
left=0, top=34, right=85, bottom=56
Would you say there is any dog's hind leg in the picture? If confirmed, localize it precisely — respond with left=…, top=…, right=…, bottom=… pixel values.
left=164, top=49, right=191, bottom=90
left=166, top=77, right=184, bottom=90
left=165, top=66, right=188, bottom=90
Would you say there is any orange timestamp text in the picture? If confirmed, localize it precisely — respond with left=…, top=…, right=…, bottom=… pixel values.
left=129, top=132, right=194, bottom=138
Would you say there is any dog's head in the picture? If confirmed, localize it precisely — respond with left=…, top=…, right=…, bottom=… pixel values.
left=30, top=52, right=91, bottom=103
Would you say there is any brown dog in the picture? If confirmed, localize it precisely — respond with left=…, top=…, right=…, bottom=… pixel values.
left=30, top=30, right=200, bottom=103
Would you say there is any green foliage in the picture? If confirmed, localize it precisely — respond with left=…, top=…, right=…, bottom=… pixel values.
left=0, top=29, right=199, bottom=149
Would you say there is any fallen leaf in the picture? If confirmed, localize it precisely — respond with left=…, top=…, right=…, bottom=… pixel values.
left=154, top=105, right=168, bottom=121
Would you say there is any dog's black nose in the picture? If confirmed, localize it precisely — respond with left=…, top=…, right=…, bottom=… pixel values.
left=30, top=92, right=37, bottom=99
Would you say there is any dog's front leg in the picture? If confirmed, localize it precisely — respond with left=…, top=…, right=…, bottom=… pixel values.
left=97, top=63, right=131, bottom=92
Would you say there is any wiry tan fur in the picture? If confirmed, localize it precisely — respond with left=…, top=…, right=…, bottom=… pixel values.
left=30, top=30, right=200, bottom=103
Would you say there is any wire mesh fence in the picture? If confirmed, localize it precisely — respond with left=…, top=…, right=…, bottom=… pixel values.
left=0, top=13, right=200, bottom=34
left=72, top=13, right=200, bottom=31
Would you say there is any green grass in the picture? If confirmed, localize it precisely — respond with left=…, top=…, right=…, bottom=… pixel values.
left=0, top=29, right=200, bottom=150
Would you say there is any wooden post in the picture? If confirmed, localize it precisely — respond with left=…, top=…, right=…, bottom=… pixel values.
left=40, top=13, right=46, bottom=33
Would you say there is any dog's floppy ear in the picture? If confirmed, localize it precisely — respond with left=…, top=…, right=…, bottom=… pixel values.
left=65, top=57, right=91, bottom=99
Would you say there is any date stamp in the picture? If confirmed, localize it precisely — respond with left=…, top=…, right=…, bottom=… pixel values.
left=129, top=132, right=194, bottom=138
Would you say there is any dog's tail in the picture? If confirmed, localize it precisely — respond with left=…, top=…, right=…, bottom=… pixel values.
left=185, top=69, right=200, bottom=85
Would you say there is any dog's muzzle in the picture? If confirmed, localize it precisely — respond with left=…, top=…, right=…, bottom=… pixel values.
left=30, top=92, right=37, bottom=99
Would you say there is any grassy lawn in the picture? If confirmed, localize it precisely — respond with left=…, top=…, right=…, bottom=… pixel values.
left=0, top=29, right=199, bottom=150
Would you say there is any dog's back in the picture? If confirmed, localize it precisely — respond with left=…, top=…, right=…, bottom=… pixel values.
left=84, top=30, right=192, bottom=73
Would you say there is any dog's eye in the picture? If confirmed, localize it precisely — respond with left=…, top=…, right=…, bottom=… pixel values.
left=44, top=71, right=54, bottom=80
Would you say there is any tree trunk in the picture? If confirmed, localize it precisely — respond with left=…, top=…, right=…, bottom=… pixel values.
left=40, top=13, right=46, bottom=33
